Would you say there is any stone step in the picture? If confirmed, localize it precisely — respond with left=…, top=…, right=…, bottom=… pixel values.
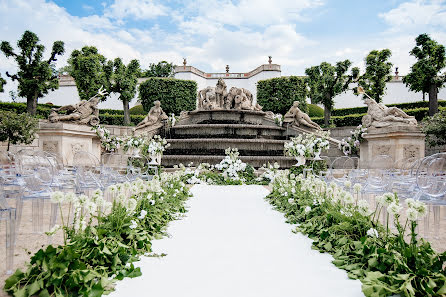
left=165, top=138, right=286, bottom=156
left=169, top=124, right=286, bottom=139
left=161, top=154, right=298, bottom=168
left=177, top=109, right=276, bottom=126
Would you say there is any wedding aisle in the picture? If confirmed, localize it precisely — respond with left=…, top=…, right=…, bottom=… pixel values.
left=110, top=185, right=364, bottom=297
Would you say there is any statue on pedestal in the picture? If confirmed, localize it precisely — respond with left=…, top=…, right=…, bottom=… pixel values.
left=283, top=101, right=322, bottom=130
left=134, top=100, right=168, bottom=132
left=48, top=86, right=106, bottom=126
left=196, top=79, right=262, bottom=111
left=362, top=98, right=417, bottom=128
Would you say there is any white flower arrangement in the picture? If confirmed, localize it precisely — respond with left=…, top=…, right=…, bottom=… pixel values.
left=338, top=124, right=367, bottom=156
left=92, top=125, right=123, bottom=152
left=146, top=135, right=170, bottom=156
left=284, top=132, right=330, bottom=158
left=168, top=113, right=177, bottom=127
left=214, top=148, right=249, bottom=182
left=273, top=113, right=283, bottom=127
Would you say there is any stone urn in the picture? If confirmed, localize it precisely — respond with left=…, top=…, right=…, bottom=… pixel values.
left=314, top=149, right=322, bottom=160
left=295, top=155, right=306, bottom=167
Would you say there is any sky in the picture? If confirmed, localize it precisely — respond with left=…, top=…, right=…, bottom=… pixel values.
left=1, top=0, right=446, bottom=100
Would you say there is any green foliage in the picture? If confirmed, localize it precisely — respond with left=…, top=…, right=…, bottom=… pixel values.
left=305, top=60, right=359, bottom=125
left=110, top=58, right=140, bottom=125
left=256, top=76, right=308, bottom=115
left=68, top=46, right=113, bottom=101
left=0, top=30, right=65, bottom=115
left=140, top=61, right=175, bottom=78
left=357, top=49, right=393, bottom=103
left=266, top=175, right=446, bottom=297
left=139, top=78, right=197, bottom=115
left=422, top=109, right=446, bottom=147
left=4, top=177, right=191, bottom=297
left=313, top=107, right=446, bottom=127
left=0, top=73, right=6, bottom=92
left=129, top=104, right=146, bottom=115
left=99, top=114, right=145, bottom=126
left=0, top=110, right=39, bottom=150
left=404, top=34, right=446, bottom=115
left=308, top=104, right=324, bottom=117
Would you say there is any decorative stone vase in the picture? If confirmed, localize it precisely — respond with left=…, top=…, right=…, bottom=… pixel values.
left=132, top=147, right=141, bottom=157
left=314, top=149, right=322, bottom=160
left=295, top=155, right=306, bottom=167
left=149, top=153, right=162, bottom=165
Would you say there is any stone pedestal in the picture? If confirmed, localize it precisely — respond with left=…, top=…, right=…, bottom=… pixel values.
left=38, top=122, right=101, bottom=166
left=360, top=125, right=425, bottom=168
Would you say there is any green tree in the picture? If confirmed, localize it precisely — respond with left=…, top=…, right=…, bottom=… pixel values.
left=0, top=110, right=39, bottom=151
left=68, top=46, right=113, bottom=101
left=357, top=49, right=393, bottom=103
left=110, top=58, right=140, bottom=125
left=141, top=61, right=175, bottom=77
left=404, top=33, right=446, bottom=116
left=0, top=74, right=6, bottom=93
left=0, top=30, right=64, bottom=115
left=305, top=60, right=359, bottom=126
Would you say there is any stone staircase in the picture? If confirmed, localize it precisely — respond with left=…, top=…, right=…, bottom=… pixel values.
left=161, top=109, right=343, bottom=168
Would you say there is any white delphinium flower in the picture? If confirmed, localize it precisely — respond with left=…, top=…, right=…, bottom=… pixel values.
left=288, top=198, right=295, bottom=204
left=129, top=220, right=138, bottom=229
left=80, top=219, right=87, bottom=231
left=387, top=202, right=402, bottom=216
left=64, top=192, right=77, bottom=203
left=127, top=198, right=137, bottom=213
left=304, top=206, right=311, bottom=213
left=50, top=191, right=65, bottom=203
left=353, top=183, right=362, bottom=193
left=343, top=192, right=355, bottom=204
left=406, top=208, right=419, bottom=221
left=382, top=192, right=397, bottom=206
left=344, top=180, right=352, bottom=189
left=45, top=224, right=61, bottom=236
left=357, top=199, right=371, bottom=216
left=138, top=209, right=147, bottom=219
left=366, top=228, right=379, bottom=238
left=85, top=200, right=97, bottom=215
left=123, top=182, right=131, bottom=190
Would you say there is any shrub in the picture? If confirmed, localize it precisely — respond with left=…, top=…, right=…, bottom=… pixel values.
left=129, top=104, right=146, bottom=115
left=422, top=109, right=446, bottom=147
left=0, top=110, right=39, bottom=150
left=332, top=100, right=446, bottom=116
left=99, top=114, right=145, bottom=126
left=139, top=78, right=197, bottom=115
left=308, top=104, right=324, bottom=117
left=257, top=76, right=308, bottom=115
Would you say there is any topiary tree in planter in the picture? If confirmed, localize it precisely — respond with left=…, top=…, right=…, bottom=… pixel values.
left=0, top=110, right=39, bottom=151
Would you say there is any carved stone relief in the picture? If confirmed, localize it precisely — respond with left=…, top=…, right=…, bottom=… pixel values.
left=403, top=145, right=420, bottom=158
left=42, top=141, right=58, bottom=153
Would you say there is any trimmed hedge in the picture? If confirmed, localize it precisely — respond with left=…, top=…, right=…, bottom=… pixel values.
left=139, top=78, right=197, bottom=115
left=308, top=104, right=324, bottom=117
left=99, top=114, right=145, bottom=126
left=332, top=100, right=446, bottom=116
left=312, top=106, right=446, bottom=127
left=257, top=76, right=308, bottom=115
left=129, top=104, right=146, bottom=115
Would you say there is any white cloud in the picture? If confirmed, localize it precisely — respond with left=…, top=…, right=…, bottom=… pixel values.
left=379, top=0, right=446, bottom=32
left=104, top=0, right=167, bottom=21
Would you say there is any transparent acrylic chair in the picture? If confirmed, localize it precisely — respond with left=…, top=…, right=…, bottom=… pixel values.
left=0, top=175, right=17, bottom=275
left=416, top=153, right=446, bottom=240
left=15, top=151, right=55, bottom=233
left=313, top=156, right=331, bottom=182
left=364, top=154, right=394, bottom=194
left=73, top=151, right=102, bottom=197
left=126, top=155, right=150, bottom=181
left=330, top=156, right=355, bottom=186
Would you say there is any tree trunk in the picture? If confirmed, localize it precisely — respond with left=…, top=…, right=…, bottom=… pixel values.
left=123, top=98, right=130, bottom=126
left=422, top=92, right=425, bottom=102
left=428, top=83, right=438, bottom=116
left=26, top=95, right=37, bottom=115
left=324, top=106, right=331, bottom=126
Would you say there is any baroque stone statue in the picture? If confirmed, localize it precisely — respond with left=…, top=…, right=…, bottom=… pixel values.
left=134, top=100, right=168, bottom=132
left=362, top=98, right=417, bottom=128
left=48, top=86, right=106, bottom=126
left=283, top=101, right=322, bottom=130
left=197, top=79, right=262, bottom=111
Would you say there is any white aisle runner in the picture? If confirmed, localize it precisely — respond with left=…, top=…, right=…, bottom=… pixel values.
left=111, top=185, right=364, bottom=297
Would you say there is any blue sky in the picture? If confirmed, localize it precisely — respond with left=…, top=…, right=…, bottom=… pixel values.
left=1, top=0, right=446, bottom=89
